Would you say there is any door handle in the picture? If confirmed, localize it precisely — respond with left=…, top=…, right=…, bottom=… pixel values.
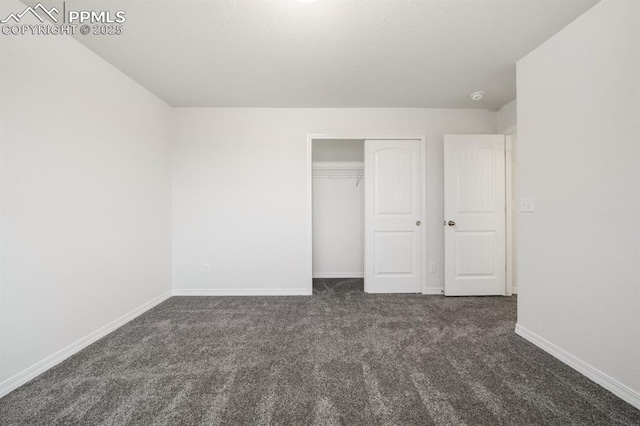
left=448, top=220, right=456, bottom=226
left=416, top=221, right=421, bottom=226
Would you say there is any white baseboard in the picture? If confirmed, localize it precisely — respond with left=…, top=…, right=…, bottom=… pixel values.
left=172, top=288, right=312, bottom=296
left=312, top=272, right=364, bottom=279
left=424, top=287, right=444, bottom=295
left=515, top=324, right=640, bottom=410
left=512, top=286, right=518, bottom=294
left=0, top=290, right=172, bottom=399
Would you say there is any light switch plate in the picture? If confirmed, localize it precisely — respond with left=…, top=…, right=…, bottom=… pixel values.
left=520, top=197, right=535, bottom=212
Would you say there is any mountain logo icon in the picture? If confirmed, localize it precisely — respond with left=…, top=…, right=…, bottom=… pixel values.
left=1, top=3, right=59, bottom=24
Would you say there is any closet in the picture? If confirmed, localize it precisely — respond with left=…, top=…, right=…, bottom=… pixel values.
left=311, top=139, right=364, bottom=279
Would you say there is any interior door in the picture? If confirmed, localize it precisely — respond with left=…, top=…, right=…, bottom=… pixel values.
left=365, top=139, right=423, bottom=293
left=444, top=135, right=506, bottom=296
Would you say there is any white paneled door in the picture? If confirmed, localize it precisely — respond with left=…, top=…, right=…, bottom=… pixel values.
left=444, top=135, right=506, bottom=296
left=365, top=139, right=424, bottom=293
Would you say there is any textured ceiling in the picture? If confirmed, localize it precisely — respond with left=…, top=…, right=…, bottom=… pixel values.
left=36, top=0, right=599, bottom=108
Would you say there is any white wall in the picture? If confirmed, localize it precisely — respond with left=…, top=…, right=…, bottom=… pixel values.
left=497, top=99, right=517, bottom=132
left=312, top=176, right=364, bottom=277
left=172, top=108, right=496, bottom=294
left=0, top=0, right=172, bottom=389
left=516, top=0, right=640, bottom=407
left=312, top=139, right=364, bottom=162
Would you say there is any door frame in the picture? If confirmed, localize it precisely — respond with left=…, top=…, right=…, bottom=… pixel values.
left=501, top=125, right=518, bottom=295
left=306, top=134, right=428, bottom=295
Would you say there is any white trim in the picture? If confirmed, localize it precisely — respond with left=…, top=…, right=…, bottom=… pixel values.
left=424, top=287, right=444, bottom=295
left=502, top=126, right=517, bottom=297
left=308, top=134, right=426, bottom=141
left=306, top=135, right=314, bottom=297
left=312, top=272, right=364, bottom=279
left=172, top=288, right=312, bottom=296
left=0, top=291, right=172, bottom=399
left=420, top=136, right=428, bottom=295
left=307, top=134, right=428, bottom=297
left=505, top=134, right=513, bottom=296
left=515, top=324, right=640, bottom=410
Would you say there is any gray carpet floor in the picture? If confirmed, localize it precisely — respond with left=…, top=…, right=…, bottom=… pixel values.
left=1, top=278, right=638, bottom=425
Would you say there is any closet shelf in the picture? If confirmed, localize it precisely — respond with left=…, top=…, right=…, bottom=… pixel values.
left=312, top=161, right=364, bottom=179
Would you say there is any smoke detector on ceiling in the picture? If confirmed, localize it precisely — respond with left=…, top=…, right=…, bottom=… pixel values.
left=470, top=91, right=486, bottom=101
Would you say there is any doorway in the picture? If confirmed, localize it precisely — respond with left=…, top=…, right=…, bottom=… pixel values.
left=306, top=135, right=427, bottom=295
left=311, top=139, right=365, bottom=293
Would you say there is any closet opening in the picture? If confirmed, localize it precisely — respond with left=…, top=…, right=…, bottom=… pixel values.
left=311, top=139, right=365, bottom=295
